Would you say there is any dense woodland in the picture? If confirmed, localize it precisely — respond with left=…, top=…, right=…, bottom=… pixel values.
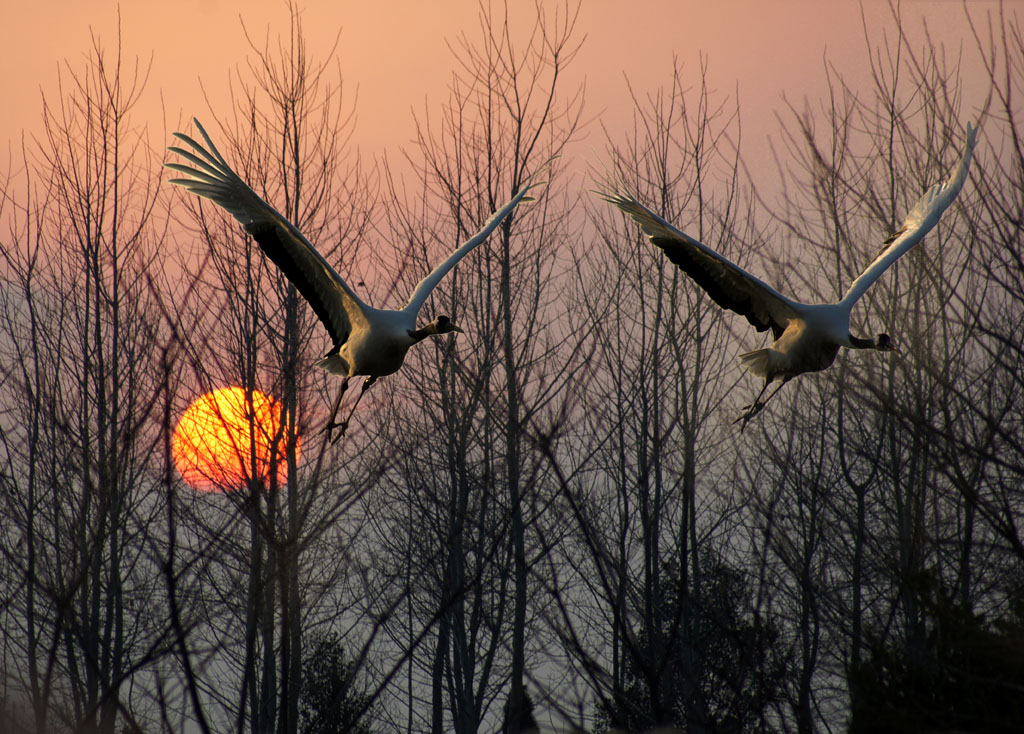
left=2, top=2, right=1023, bottom=733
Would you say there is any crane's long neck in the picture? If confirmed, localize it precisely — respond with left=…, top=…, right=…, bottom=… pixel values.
left=848, top=334, right=888, bottom=350
left=409, top=321, right=449, bottom=343
left=409, top=315, right=460, bottom=343
left=409, top=325, right=439, bottom=343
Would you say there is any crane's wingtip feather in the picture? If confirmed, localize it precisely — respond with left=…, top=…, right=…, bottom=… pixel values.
left=965, top=120, right=979, bottom=147
left=170, top=132, right=205, bottom=152
left=594, top=189, right=633, bottom=205
left=163, top=163, right=198, bottom=175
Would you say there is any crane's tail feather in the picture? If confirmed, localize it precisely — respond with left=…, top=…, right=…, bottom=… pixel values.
left=314, top=353, right=350, bottom=376
left=738, top=348, right=772, bottom=379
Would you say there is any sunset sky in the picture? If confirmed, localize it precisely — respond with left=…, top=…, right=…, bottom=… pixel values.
left=1, top=5, right=1019, bottom=731
left=4, top=0, right=1002, bottom=188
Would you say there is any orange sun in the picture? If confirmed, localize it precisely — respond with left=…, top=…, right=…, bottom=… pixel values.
left=172, top=386, right=298, bottom=492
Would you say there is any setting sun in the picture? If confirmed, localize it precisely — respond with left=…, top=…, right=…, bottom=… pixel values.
left=172, top=386, right=297, bottom=492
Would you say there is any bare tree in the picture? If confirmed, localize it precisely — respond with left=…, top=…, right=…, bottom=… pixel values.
left=363, top=2, right=584, bottom=731
left=0, top=27, right=172, bottom=734
left=163, top=5, right=379, bottom=733
left=542, top=57, right=784, bottom=732
left=4, top=3, right=1023, bottom=733
left=744, top=3, right=1010, bottom=729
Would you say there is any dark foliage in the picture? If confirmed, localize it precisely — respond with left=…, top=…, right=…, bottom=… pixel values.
left=503, top=690, right=541, bottom=733
left=596, top=559, right=787, bottom=733
left=298, top=632, right=374, bottom=734
left=850, top=585, right=1024, bottom=734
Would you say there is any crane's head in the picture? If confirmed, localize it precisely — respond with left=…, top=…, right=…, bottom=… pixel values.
left=874, top=333, right=896, bottom=352
left=431, top=315, right=464, bottom=335
left=410, top=315, right=464, bottom=342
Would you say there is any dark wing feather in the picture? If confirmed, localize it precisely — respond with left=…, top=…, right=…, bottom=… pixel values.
left=244, top=222, right=362, bottom=348
left=604, top=193, right=799, bottom=339
left=165, top=118, right=367, bottom=347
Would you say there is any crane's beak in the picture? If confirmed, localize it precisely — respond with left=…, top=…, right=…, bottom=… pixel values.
left=452, top=325, right=465, bottom=334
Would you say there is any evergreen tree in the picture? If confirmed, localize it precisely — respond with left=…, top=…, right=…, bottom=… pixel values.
left=298, top=632, right=374, bottom=734
left=596, top=559, right=786, bottom=733
left=850, top=581, right=1024, bottom=734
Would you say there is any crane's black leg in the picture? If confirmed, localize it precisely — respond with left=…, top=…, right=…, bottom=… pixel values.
left=749, top=379, right=772, bottom=410
left=759, top=379, right=789, bottom=409
left=322, top=376, right=351, bottom=441
left=332, top=376, right=377, bottom=443
left=734, top=377, right=789, bottom=431
left=734, top=379, right=772, bottom=428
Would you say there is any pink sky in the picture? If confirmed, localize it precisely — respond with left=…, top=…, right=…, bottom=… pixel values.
left=4, top=0, right=999, bottom=184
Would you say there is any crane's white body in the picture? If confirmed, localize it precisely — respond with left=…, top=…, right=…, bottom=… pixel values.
left=738, top=303, right=849, bottom=381
left=317, top=307, right=417, bottom=378
left=167, top=118, right=544, bottom=437
left=607, top=122, right=977, bottom=426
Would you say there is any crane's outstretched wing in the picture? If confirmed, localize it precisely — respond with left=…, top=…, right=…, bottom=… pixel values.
left=841, top=122, right=978, bottom=307
left=605, top=192, right=799, bottom=339
left=165, top=118, right=368, bottom=347
left=402, top=163, right=550, bottom=316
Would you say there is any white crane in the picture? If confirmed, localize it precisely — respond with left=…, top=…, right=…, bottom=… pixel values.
left=167, top=119, right=544, bottom=440
left=606, top=122, right=977, bottom=430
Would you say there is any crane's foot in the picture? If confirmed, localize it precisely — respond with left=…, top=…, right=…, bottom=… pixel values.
left=733, top=377, right=789, bottom=431
left=321, top=419, right=349, bottom=443
left=330, top=420, right=350, bottom=444
left=732, top=401, right=765, bottom=432
left=322, top=376, right=373, bottom=444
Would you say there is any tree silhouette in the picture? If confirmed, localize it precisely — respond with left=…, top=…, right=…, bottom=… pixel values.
left=595, top=559, right=786, bottom=734
left=850, top=576, right=1024, bottom=734
left=298, top=632, right=374, bottom=734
